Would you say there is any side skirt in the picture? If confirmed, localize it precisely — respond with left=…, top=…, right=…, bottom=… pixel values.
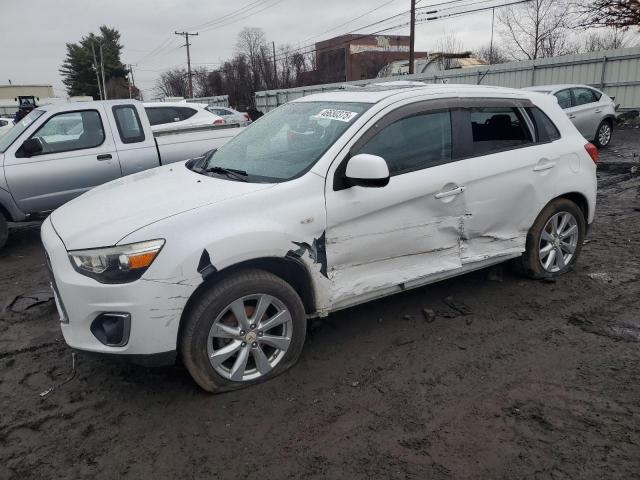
left=318, top=253, right=522, bottom=316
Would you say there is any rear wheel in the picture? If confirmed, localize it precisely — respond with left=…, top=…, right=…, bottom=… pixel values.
left=0, top=212, right=8, bottom=250
left=519, top=198, right=586, bottom=279
left=594, top=119, right=612, bottom=148
left=180, top=269, right=307, bottom=393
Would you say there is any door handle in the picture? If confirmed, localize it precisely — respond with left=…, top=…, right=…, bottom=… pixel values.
left=434, top=186, right=466, bottom=199
left=595, top=109, right=602, bottom=113
left=97, top=154, right=112, bottom=161
left=533, top=161, right=556, bottom=172
left=568, top=114, right=576, bottom=119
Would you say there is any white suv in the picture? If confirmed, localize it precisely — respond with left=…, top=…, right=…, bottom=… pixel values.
left=42, top=83, right=598, bottom=393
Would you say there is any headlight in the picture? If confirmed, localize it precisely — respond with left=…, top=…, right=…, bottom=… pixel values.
left=68, top=239, right=165, bottom=284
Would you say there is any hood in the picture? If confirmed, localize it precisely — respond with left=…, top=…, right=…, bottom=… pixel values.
left=50, top=162, right=274, bottom=250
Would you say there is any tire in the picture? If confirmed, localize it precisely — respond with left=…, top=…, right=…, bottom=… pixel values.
left=180, top=269, right=307, bottom=393
left=0, top=212, right=8, bottom=250
left=518, top=198, right=586, bottom=279
left=594, top=119, right=612, bottom=148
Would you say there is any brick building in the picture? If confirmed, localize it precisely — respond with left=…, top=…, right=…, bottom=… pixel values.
left=312, top=34, right=428, bottom=83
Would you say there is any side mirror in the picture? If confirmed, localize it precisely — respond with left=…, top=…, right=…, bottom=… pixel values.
left=20, top=138, right=43, bottom=157
left=345, top=153, right=390, bottom=188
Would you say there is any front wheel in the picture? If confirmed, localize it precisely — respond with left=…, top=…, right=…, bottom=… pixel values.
left=519, top=198, right=586, bottom=279
left=594, top=120, right=612, bottom=148
left=180, top=269, right=307, bottom=393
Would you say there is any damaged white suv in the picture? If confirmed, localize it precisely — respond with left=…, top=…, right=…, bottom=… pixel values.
left=42, top=83, right=598, bottom=392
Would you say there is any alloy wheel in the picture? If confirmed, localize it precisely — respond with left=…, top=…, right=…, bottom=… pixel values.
left=207, top=294, right=293, bottom=381
left=539, top=211, right=579, bottom=273
left=598, top=123, right=611, bottom=146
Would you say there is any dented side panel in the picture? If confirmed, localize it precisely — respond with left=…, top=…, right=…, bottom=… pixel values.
left=325, top=160, right=468, bottom=306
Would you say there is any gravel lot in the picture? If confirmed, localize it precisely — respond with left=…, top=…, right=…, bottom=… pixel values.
left=1, top=128, right=639, bottom=479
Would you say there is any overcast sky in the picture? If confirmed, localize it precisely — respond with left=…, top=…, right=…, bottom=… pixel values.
left=0, top=0, right=501, bottom=99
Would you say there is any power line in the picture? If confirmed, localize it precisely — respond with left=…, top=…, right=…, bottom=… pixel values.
left=184, top=0, right=264, bottom=31
left=299, top=0, right=402, bottom=44
left=197, top=0, right=289, bottom=33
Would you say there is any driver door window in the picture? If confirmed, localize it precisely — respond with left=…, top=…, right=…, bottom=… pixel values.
left=31, top=110, right=105, bottom=155
left=356, top=111, right=452, bottom=175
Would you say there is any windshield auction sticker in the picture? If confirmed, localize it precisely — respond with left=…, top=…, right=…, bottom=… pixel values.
left=314, top=109, right=359, bottom=123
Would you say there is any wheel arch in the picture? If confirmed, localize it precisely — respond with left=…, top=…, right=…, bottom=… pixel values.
left=177, top=256, right=317, bottom=348
left=551, top=192, right=589, bottom=224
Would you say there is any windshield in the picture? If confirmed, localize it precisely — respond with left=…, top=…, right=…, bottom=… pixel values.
left=0, top=109, right=45, bottom=153
left=204, top=101, right=371, bottom=182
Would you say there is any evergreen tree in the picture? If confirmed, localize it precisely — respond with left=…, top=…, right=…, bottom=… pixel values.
left=60, top=26, right=130, bottom=99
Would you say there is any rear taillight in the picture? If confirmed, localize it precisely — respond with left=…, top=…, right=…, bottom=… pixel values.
left=213, top=119, right=225, bottom=126
left=585, top=142, right=599, bottom=164
left=243, top=113, right=250, bottom=121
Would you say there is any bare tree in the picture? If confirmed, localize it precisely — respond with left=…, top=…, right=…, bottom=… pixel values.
left=582, top=27, right=631, bottom=51
left=574, top=0, right=640, bottom=29
left=155, top=68, right=189, bottom=98
left=436, top=32, right=464, bottom=69
left=475, top=44, right=510, bottom=64
left=290, top=52, right=309, bottom=86
left=235, top=27, right=268, bottom=91
left=498, top=0, right=574, bottom=59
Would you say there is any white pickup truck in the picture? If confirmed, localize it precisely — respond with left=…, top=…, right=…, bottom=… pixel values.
left=0, top=99, right=243, bottom=248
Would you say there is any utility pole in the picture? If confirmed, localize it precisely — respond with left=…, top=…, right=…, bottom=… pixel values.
left=175, top=31, right=199, bottom=98
left=272, top=41, right=278, bottom=88
left=91, top=41, right=103, bottom=100
left=99, top=42, right=107, bottom=100
left=409, top=0, right=416, bottom=74
left=489, top=7, right=495, bottom=64
left=128, top=64, right=136, bottom=99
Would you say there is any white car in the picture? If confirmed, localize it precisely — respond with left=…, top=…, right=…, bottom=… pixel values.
left=144, top=102, right=225, bottom=132
left=205, top=106, right=251, bottom=126
left=42, top=83, right=597, bottom=393
left=524, top=84, right=617, bottom=148
left=0, top=117, right=14, bottom=138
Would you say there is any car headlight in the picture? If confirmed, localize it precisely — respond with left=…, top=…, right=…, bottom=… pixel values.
left=68, top=239, right=165, bottom=284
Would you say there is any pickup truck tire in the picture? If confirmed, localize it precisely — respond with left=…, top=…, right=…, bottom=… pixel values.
left=180, top=269, right=307, bottom=393
left=0, top=212, right=8, bottom=250
left=519, top=198, right=586, bottom=279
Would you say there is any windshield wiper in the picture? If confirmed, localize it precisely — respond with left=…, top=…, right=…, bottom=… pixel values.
left=206, top=165, right=248, bottom=182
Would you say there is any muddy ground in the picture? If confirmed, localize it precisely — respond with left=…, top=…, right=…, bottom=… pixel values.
left=1, top=128, right=639, bottom=480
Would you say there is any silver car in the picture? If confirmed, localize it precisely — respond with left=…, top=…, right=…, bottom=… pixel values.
left=525, top=84, right=617, bottom=148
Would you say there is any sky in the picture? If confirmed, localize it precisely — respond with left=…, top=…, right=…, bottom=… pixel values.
left=0, top=0, right=503, bottom=99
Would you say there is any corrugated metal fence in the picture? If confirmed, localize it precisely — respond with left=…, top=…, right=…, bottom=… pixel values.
left=186, top=95, right=230, bottom=108
left=255, top=46, right=640, bottom=111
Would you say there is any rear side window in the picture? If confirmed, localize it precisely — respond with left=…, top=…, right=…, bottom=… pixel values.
left=357, top=111, right=452, bottom=175
left=554, top=90, right=572, bottom=109
left=112, top=105, right=145, bottom=144
left=177, top=107, right=197, bottom=120
left=469, top=107, right=533, bottom=155
left=145, top=107, right=181, bottom=125
left=573, top=88, right=598, bottom=106
left=527, top=107, right=561, bottom=142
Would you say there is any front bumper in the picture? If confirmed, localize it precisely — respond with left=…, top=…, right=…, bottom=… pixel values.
left=41, top=217, right=196, bottom=357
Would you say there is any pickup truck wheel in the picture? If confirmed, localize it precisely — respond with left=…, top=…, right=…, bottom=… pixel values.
left=594, top=120, right=612, bottom=148
left=0, top=212, right=8, bottom=250
left=519, top=198, right=586, bottom=279
left=180, top=269, right=307, bottom=393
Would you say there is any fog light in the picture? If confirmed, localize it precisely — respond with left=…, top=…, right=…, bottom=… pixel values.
left=91, top=313, right=131, bottom=347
